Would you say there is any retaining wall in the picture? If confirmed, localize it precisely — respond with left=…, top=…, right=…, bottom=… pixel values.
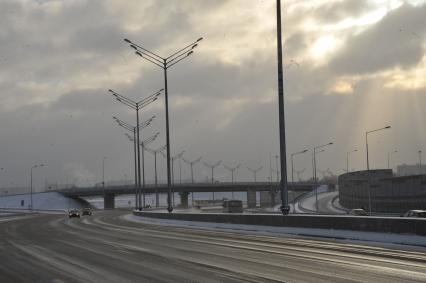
left=134, top=211, right=426, bottom=236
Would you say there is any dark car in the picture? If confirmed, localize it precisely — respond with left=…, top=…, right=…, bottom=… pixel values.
left=68, top=209, right=80, bottom=218
left=402, top=210, right=426, bottom=218
left=81, top=208, right=92, bottom=216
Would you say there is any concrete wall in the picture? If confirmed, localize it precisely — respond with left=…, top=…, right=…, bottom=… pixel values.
left=134, top=211, right=426, bottom=236
left=339, top=170, right=426, bottom=213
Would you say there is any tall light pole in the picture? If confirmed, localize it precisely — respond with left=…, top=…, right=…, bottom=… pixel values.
left=30, top=164, right=44, bottom=211
left=183, top=156, right=202, bottom=184
left=313, top=142, right=333, bottom=212
left=419, top=150, right=422, bottom=174
left=346, top=149, right=358, bottom=173
left=124, top=37, right=203, bottom=213
left=276, top=0, right=290, bottom=215
left=247, top=166, right=263, bottom=182
left=291, top=149, right=308, bottom=183
left=223, top=163, right=241, bottom=199
left=129, top=132, right=160, bottom=208
left=113, top=115, right=154, bottom=210
left=203, top=160, right=222, bottom=200
left=145, top=145, right=166, bottom=208
left=366, top=125, right=391, bottom=214
left=387, top=150, right=397, bottom=170
left=102, top=156, right=107, bottom=192
left=109, top=89, right=161, bottom=211
left=275, top=155, right=279, bottom=182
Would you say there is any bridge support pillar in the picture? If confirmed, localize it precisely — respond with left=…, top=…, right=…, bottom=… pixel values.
left=104, top=193, right=115, bottom=210
left=179, top=192, right=190, bottom=209
left=247, top=190, right=257, bottom=208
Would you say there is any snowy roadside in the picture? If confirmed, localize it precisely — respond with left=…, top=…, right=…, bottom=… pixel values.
left=123, top=214, right=426, bottom=251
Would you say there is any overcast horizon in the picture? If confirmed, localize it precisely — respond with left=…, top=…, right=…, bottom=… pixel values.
left=1, top=0, right=425, bottom=192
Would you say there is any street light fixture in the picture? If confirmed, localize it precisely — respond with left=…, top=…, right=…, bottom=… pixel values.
left=203, top=160, right=222, bottom=200
left=387, top=150, right=398, bottom=170
left=145, top=145, right=167, bottom=207
left=109, top=89, right=161, bottom=210
left=313, top=142, right=333, bottom=212
left=366, top=125, right=391, bottom=214
left=128, top=132, right=160, bottom=208
left=30, top=164, right=44, bottom=211
left=124, top=36, right=203, bottom=213
left=290, top=149, right=308, bottom=183
left=182, top=156, right=202, bottom=184
left=223, top=163, right=241, bottom=199
left=247, top=166, right=263, bottom=182
left=113, top=115, right=155, bottom=210
left=346, top=149, right=358, bottom=173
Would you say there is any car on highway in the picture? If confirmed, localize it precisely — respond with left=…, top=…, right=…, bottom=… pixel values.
left=402, top=210, right=426, bottom=218
left=348, top=208, right=368, bottom=216
left=68, top=209, right=80, bottom=218
left=81, top=208, right=92, bottom=216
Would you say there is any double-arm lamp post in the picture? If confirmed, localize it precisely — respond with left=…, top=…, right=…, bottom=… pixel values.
left=203, top=160, right=222, bottom=200
left=113, top=116, right=154, bottom=210
left=387, top=150, right=398, bottom=170
left=247, top=166, right=263, bottom=182
left=124, top=37, right=203, bottom=213
left=366, top=125, right=391, bottom=214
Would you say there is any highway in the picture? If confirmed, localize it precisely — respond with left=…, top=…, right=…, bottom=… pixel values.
left=1, top=211, right=426, bottom=282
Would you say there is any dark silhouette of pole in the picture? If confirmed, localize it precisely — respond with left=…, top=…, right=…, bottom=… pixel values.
left=276, top=0, right=290, bottom=215
left=124, top=37, right=203, bottom=213
left=146, top=145, right=166, bottom=207
left=203, top=160, right=222, bottom=200
left=30, top=164, right=44, bottom=211
left=346, top=149, right=358, bottom=172
left=313, top=143, right=333, bottom=212
left=247, top=166, right=263, bottom=182
left=275, top=155, right=279, bottom=182
left=183, top=156, right=202, bottom=184
left=113, top=115, right=155, bottom=210
left=109, top=89, right=161, bottom=210
left=419, top=150, right=422, bottom=174
left=366, top=126, right=391, bottom=214
left=224, top=163, right=241, bottom=199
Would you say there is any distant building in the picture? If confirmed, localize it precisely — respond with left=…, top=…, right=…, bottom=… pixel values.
left=396, top=164, right=426, bottom=176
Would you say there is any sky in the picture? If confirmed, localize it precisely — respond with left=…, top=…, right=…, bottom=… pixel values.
left=0, top=0, right=425, bottom=192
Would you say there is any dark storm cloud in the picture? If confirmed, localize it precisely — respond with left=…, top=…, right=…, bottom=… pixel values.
left=330, top=3, right=426, bottom=75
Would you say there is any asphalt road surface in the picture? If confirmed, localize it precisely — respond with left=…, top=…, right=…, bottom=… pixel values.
left=1, top=210, right=426, bottom=283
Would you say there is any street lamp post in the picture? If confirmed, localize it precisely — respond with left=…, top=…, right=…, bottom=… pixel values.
left=145, top=145, right=166, bottom=207
left=102, top=157, right=107, bottom=194
left=419, top=150, right=422, bottom=174
left=109, top=89, right=161, bottom=210
left=366, top=125, right=391, bottom=214
left=223, top=163, right=241, bottom=199
left=247, top=166, right=263, bottom=182
left=203, top=160, right=222, bottom=200
left=182, top=156, right=202, bottom=206
left=276, top=0, right=290, bottom=215
left=113, top=115, right=155, bottom=210
left=346, top=149, right=358, bottom=173
left=124, top=37, right=203, bottom=213
left=387, top=150, right=397, bottom=170
left=30, top=164, right=44, bottom=211
left=291, top=149, right=308, bottom=183
left=313, top=142, right=333, bottom=212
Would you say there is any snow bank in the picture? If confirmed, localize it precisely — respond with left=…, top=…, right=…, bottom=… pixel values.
left=0, top=192, right=84, bottom=211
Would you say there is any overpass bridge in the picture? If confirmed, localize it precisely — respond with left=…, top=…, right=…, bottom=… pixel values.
left=58, top=182, right=317, bottom=209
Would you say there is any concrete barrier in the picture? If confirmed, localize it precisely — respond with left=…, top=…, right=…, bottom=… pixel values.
left=133, top=211, right=426, bottom=236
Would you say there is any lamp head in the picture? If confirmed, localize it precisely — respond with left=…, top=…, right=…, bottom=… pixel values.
left=135, top=51, right=143, bottom=57
left=124, top=38, right=131, bottom=44
left=197, top=37, right=203, bottom=42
